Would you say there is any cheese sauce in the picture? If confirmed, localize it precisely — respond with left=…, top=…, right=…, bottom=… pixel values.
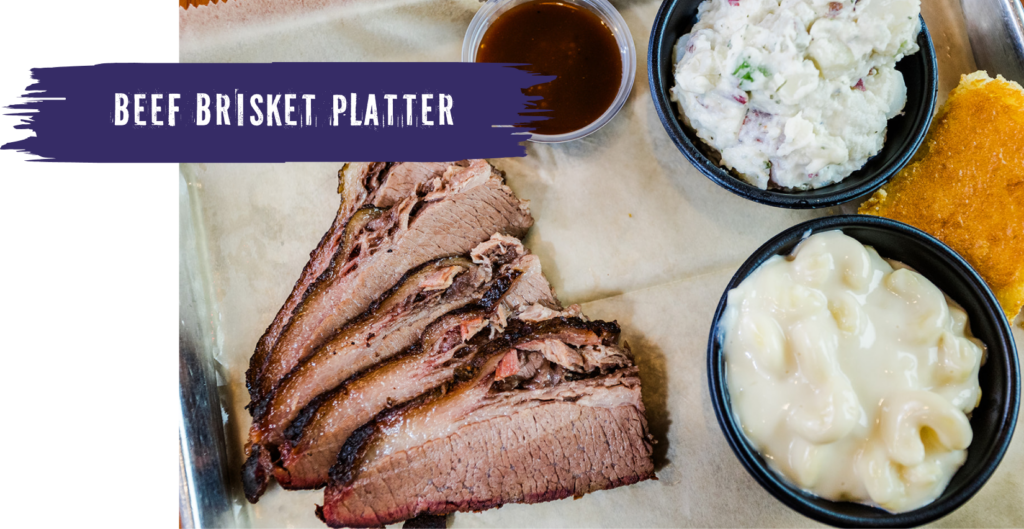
left=720, top=231, right=984, bottom=512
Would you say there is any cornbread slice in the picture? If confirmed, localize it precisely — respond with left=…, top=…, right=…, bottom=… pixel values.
left=860, top=71, right=1024, bottom=321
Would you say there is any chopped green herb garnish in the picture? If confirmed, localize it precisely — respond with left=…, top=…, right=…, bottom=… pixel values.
left=733, top=59, right=757, bottom=81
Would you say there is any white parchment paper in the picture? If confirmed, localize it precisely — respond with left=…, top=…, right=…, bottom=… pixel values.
left=179, top=1, right=1021, bottom=526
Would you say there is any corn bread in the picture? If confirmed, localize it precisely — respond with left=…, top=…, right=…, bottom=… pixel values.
left=860, top=71, right=1024, bottom=321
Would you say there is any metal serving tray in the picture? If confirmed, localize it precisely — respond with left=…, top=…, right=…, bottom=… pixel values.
left=180, top=172, right=238, bottom=529
left=961, top=0, right=1024, bottom=84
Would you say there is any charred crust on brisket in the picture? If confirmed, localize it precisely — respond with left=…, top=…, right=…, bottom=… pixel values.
left=242, top=444, right=272, bottom=503
left=329, top=422, right=376, bottom=485
left=402, top=513, right=449, bottom=529
left=249, top=394, right=272, bottom=422
left=284, top=387, right=346, bottom=443
left=477, top=271, right=520, bottom=311
left=452, top=364, right=476, bottom=382
left=494, top=317, right=621, bottom=349
left=561, top=370, right=587, bottom=382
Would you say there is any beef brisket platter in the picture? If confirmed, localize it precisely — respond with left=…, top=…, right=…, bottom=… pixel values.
left=240, top=160, right=655, bottom=527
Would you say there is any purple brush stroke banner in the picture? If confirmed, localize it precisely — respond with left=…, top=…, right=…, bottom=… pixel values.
left=2, top=63, right=552, bottom=162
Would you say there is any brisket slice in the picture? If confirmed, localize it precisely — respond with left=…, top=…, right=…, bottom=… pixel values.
left=275, top=311, right=488, bottom=490
left=272, top=247, right=557, bottom=490
left=242, top=235, right=541, bottom=502
left=323, top=398, right=650, bottom=528
left=247, top=162, right=457, bottom=404
left=252, top=160, right=532, bottom=403
left=318, top=318, right=653, bottom=528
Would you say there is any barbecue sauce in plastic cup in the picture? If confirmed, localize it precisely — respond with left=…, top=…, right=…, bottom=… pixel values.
left=475, top=1, right=623, bottom=136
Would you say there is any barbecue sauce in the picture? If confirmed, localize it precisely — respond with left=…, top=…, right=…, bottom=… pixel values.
left=476, top=1, right=623, bottom=136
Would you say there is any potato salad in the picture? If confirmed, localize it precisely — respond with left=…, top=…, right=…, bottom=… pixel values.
left=672, top=0, right=921, bottom=190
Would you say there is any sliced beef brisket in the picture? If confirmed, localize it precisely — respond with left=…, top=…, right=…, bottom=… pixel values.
left=242, top=234, right=550, bottom=502
left=322, top=398, right=650, bottom=528
left=272, top=248, right=557, bottom=490
left=248, top=162, right=383, bottom=403
left=247, top=161, right=458, bottom=403
left=241, top=161, right=654, bottom=524
left=252, top=160, right=532, bottom=404
left=318, top=317, right=654, bottom=528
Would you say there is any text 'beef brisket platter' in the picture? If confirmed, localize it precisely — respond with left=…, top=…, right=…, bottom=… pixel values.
left=240, top=160, right=655, bottom=527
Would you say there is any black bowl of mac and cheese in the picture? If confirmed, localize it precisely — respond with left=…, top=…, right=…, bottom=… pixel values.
left=707, top=215, right=1019, bottom=526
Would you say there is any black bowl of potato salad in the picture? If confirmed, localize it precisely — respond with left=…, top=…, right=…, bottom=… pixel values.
left=707, top=215, right=1020, bottom=526
left=649, top=0, right=938, bottom=208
